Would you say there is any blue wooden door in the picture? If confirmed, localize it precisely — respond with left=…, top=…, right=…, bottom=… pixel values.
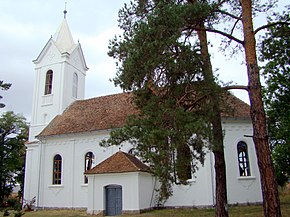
left=105, top=185, right=122, bottom=216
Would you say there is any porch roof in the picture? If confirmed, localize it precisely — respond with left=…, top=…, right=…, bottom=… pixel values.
left=85, top=151, right=151, bottom=174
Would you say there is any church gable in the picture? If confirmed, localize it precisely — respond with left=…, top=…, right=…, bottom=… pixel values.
left=33, top=38, right=62, bottom=66
left=33, top=17, right=88, bottom=71
left=67, top=44, right=89, bottom=72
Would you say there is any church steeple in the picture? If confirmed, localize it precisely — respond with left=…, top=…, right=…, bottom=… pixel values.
left=29, top=12, right=88, bottom=141
left=53, top=18, right=76, bottom=53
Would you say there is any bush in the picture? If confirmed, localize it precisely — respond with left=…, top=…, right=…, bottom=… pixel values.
left=6, top=199, right=16, bottom=208
left=3, top=209, right=10, bottom=216
left=13, top=210, right=24, bottom=217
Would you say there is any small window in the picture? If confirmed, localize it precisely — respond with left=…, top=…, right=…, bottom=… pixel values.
left=72, top=72, right=78, bottom=98
left=237, top=141, right=251, bottom=176
left=176, top=144, right=192, bottom=183
left=84, top=152, right=94, bottom=184
left=128, top=148, right=136, bottom=155
left=45, top=70, right=53, bottom=95
left=53, top=154, right=62, bottom=185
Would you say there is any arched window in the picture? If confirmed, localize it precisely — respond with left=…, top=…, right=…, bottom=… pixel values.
left=176, top=144, right=192, bottom=182
left=128, top=148, right=136, bottom=155
left=72, top=72, right=78, bottom=98
left=237, top=141, right=251, bottom=176
left=84, top=152, right=94, bottom=184
left=45, top=70, right=53, bottom=95
left=52, top=154, right=62, bottom=184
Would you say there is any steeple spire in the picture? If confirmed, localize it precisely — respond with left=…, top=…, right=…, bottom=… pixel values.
left=53, top=9, right=75, bottom=53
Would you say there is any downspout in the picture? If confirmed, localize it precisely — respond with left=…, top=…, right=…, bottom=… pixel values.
left=71, top=139, right=76, bottom=208
left=150, top=177, right=157, bottom=208
left=209, top=151, right=215, bottom=206
left=92, top=176, right=95, bottom=214
left=37, top=138, right=44, bottom=208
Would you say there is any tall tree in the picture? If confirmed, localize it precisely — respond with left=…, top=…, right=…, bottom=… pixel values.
left=106, top=1, right=229, bottom=215
left=184, top=1, right=288, bottom=215
left=0, top=81, right=11, bottom=108
left=0, top=111, right=28, bottom=206
left=239, top=1, right=280, bottom=215
left=260, top=10, right=290, bottom=187
left=195, top=16, right=229, bottom=217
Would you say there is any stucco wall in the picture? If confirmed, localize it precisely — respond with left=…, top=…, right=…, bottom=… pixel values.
left=164, top=151, right=214, bottom=207
left=138, top=172, right=156, bottom=210
left=222, top=118, right=262, bottom=204
left=30, top=131, right=132, bottom=209
left=24, top=119, right=262, bottom=211
left=87, top=171, right=156, bottom=215
left=23, top=143, right=41, bottom=206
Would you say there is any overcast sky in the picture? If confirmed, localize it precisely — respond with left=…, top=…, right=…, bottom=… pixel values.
left=0, top=0, right=285, bottom=121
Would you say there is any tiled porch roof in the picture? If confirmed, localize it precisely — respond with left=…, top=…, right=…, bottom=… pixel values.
left=85, top=151, right=151, bottom=174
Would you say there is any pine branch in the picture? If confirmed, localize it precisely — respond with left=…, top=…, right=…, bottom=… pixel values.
left=192, top=27, right=244, bottom=45
left=230, top=17, right=241, bottom=35
left=222, top=85, right=249, bottom=91
left=217, top=9, right=242, bottom=21
left=254, top=21, right=290, bottom=35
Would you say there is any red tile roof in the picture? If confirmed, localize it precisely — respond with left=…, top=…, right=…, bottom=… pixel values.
left=220, top=92, right=251, bottom=118
left=39, top=93, right=138, bottom=137
left=85, top=151, right=151, bottom=174
left=38, top=92, right=250, bottom=137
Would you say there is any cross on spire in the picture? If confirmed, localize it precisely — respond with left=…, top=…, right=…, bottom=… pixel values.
left=63, top=2, right=67, bottom=19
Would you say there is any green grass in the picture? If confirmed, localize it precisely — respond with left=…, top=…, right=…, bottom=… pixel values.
left=1, top=194, right=290, bottom=217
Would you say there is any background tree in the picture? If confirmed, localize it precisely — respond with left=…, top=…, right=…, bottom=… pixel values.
left=260, top=10, right=290, bottom=187
left=0, top=111, right=28, bottom=206
left=0, top=81, right=11, bottom=108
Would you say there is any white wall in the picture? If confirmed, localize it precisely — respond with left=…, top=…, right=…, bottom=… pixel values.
left=33, top=131, right=132, bottom=209
left=164, top=118, right=262, bottom=207
left=164, top=152, right=215, bottom=207
left=138, top=172, right=157, bottom=210
left=222, top=118, right=262, bottom=204
left=87, top=172, right=156, bottom=215
left=23, top=143, right=40, bottom=206
left=24, top=118, right=262, bottom=211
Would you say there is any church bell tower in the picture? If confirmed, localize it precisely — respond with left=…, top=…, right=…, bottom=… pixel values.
left=29, top=11, right=88, bottom=141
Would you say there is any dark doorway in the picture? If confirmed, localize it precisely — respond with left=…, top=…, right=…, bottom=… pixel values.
left=105, top=185, right=122, bottom=216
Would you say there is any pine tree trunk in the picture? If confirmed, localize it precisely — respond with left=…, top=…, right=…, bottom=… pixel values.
left=240, top=0, right=281, bottom=216
left=197, top=26, right=229, bottom=217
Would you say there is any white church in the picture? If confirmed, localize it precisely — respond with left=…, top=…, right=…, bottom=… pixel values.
left=23, top=14, right=263, bottom=216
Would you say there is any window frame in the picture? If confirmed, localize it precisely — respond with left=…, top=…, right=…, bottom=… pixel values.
left=84, top=152, right=94, bottom=184
left=52, top=154, right=62, bottom=185
left=72, top=72, right=78, bottom=98
left=44, top=70, right=53, bottom=95
left=237, top=141, right=251, bottom=177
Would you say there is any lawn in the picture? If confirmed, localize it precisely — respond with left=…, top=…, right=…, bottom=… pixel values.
left=1, top=194, right=290, bottom=217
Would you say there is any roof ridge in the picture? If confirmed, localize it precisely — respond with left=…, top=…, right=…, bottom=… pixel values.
left=121, top=151, right=141, bottom=171
left=79, top=92, right=130, bottom=102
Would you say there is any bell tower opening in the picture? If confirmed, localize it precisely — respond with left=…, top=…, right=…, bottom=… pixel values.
left=44, top=70, right=53, bottom=95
